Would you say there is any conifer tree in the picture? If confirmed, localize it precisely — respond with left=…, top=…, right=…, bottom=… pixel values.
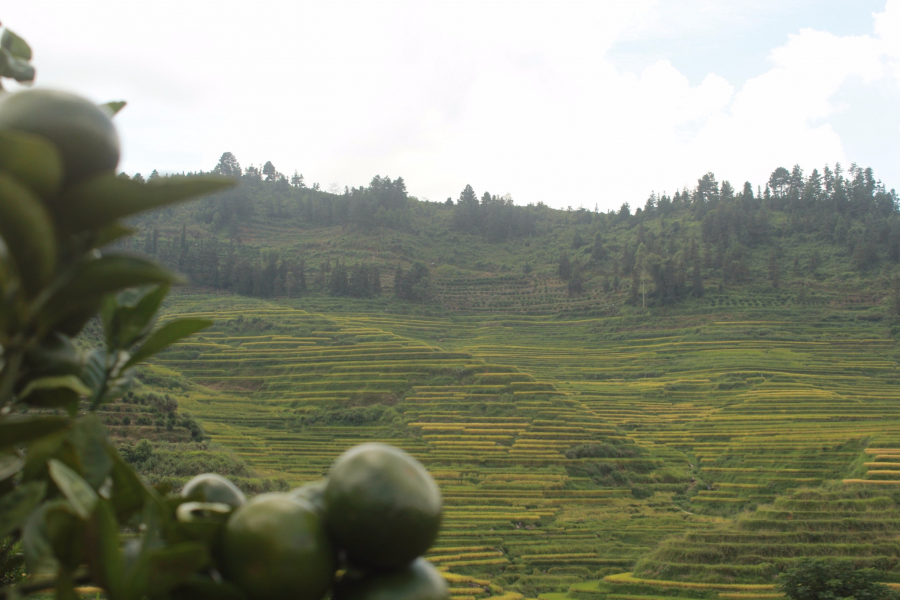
left=591, top=232, right=607, bottom=262
left=768, top=250, right=780, bottom=288
left=568, top=261, right=584, bottom=296
left=558, top=252, right=572, bottom=281
left=628, top=269, right=640, bottom=306
left=214, top=151, right=242, bottom=177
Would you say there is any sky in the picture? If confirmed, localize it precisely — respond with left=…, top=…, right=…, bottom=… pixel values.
left=5, top=0, right=900, bottom=210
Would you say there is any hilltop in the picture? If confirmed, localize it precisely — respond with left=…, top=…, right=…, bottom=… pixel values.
left=120, top=156, right=900, bottom=319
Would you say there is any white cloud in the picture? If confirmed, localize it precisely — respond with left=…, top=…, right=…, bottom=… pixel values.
left=4, top=0, right=900, bottom=208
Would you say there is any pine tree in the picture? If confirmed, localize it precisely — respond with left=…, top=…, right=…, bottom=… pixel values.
left=459, top=184, right=478, bottom=206
left=177, top=224, right=188, bottom=271
left=262, top=161, right=279, bottom=182
left=567, top=261, right=584, bottom=296
left=591, top=232, right=607, bottom=262
left=892, top=277, right=900, bottom=317
left=213, top=152, right=242, bottom=178
left=371, top=265, right=382, bottom=295
left=394, top=265, right=407, bottom=299
left=558, top=253, right=571, bottom=281
left=768, top=250, right=780, bottom=288
left=297, top=260, right=307, bottom=293
left=690, top=239, right=703, bottom=296
left=329, top=261, right=349, bottom=296
left=692, top=261, right=703, bottom=297
left=628, top=269, right=639, bottom=306
left=285, top=272, right=296, bottom=298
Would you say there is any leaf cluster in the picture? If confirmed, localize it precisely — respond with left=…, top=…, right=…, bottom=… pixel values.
left=0, top=26, right=35, bottom=87
left=0, top=26, right=236, bottom=600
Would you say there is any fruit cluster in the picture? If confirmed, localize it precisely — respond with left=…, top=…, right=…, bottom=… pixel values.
left=181, top=443, right=448, bottom=600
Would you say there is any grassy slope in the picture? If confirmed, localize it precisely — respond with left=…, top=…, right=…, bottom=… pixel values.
left=131, top=188, right=897, bottom=317
left=128, top=288, right=900, bottom=599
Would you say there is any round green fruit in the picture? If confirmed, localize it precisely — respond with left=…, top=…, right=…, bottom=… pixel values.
left=325, top=443, right=441, bottom=569
left=333, top=558, right=448, bottom=600
left=221, top=494, right=336, bottom=600
left=0, top=88, right=119, bottom=186
left=181, top=473, right=246, bottom=508
left=288, top=479, right=327, bottom=515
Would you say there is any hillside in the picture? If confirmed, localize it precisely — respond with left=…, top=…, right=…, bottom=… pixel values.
left=119, top=159, right=900, bottom=319
left=98, top=157, right=900, bottom=599
left=104, top=289, right=900, bottom=599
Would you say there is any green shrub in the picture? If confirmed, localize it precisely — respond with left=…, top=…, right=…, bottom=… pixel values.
left=778, top=558, right=899, bottom=600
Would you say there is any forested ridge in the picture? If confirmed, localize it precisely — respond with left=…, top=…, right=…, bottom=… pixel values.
left=121, top=152, right=900, bottom=313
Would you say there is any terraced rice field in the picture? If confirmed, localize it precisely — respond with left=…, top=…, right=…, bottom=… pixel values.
left=150, top=294, right=900, bottom=598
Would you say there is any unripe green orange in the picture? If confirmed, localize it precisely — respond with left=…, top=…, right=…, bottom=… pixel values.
left=325, top=443, right=442, bottom=569
left=0, top=88, right=119, bottom=186
left=181, top=473, right=246, bottom=508
left=288, top=479, right=327, bottom=515
left=333, top=558, right=448, bottom=600
left=221, top=493, right=336, bottom=600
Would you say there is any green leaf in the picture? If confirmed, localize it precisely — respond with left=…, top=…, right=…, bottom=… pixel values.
left=22, top=502, right=57, bottom=575
left=0, top=48, right=35, bottom=82
left=22, top=333, right=83, bottom=379
left=94, top=222, right=137, bottom=249
left=80, top=347, right=108, bottom=398
left=106, top=444, right=153, bottom=522
left=20, top=375, right=91, bottom=400
left=54, top=255, right=182, bottom=303
left=56, top=174, right=235, bottom=235
left=0, top=451, right=24, bottom=481
left=0, top=129, right=64, bottom=199
left=0, top=481, right=46, bottom=538
left=21, top=430, right=68, bottom=483
left=19, top=387, right=80, bottom=414
left=22, top=499, right=80, bottom=575
left=54, top=302, right=103, bottom=338
left=84, top=499, right=125, bottom=599
left=101, top=101, right=127, bottom=116
left=124, top=318, right=212, bottom=369
left=35, top=255, right=182, bottom=335
left=0, top=416, right=69, bottom=450
left=18, top=334, right=84, bottom=413
left=106, top=284, right=169, bottom=351
left=48, top=459, right=99, bottom=519
left=1, top=29, right=33, bottom=60
left=126, top=284, right=168, bottom=335
left=80, top=348, right=134, bottom=408
left=0, top=172, right=57, bottom=297
left=144, top=543, right=211, bottom=598
left=69, top=415, right=113, bottom=490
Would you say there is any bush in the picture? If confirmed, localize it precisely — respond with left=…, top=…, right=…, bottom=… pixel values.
left=564, top=443, right=640, bottom=459
left=778, top=558, right=900, bottom=600
left=631, top=485, right=654, bottom=499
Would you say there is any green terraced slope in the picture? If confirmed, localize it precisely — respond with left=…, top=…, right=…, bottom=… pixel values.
left=632, top=483, right=900, bottom=583
left=143, top=293, right=900, bottom=598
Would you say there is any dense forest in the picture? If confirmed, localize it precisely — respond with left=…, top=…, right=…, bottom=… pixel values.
left=122, top=152, right=900, bottom=310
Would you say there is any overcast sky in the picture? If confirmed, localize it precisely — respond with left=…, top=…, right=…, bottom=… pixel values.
left=5, top=1, right=900, bottom=209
